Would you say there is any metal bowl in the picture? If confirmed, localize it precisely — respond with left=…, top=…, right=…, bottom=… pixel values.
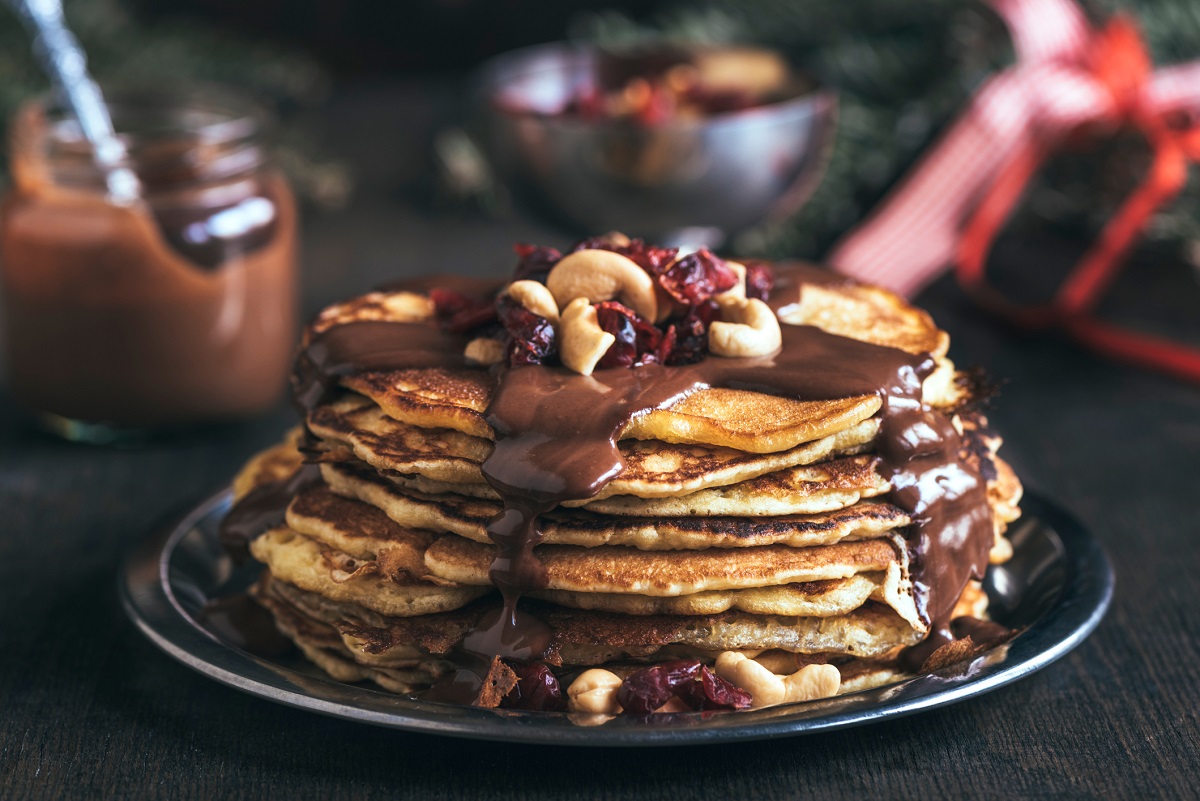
left=478, top=43, right=837, bottom=248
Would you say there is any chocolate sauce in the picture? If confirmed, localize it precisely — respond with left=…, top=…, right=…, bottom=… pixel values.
left=201, top=593, right=296, bottom=658
left=291, top=321, right=468, bottom=416
left=220, top=320, right=469, bottom=559
left=951, top=615, right=1012, bottom=643
left=222, top=263, right=997, bottom=702
left=219, top=464, right=321, bottom=562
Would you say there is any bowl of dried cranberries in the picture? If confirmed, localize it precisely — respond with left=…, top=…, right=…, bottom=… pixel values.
left=478, top=42, right=836, bottom=249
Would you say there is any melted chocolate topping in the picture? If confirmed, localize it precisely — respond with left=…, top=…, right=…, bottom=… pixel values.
left=201, top=593, right=295, bottom=658
left=221, top=263, right=997, bottom=701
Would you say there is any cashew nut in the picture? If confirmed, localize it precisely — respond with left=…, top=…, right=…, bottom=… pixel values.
left=715, top=651, right=786, bottom=707
left=567, top=668, right=624, bottom=714
left=715, top=652, right=841, bottom=708
left=463, top=337, right=504, bottom=366
left=593, top=230, right=633, bottom=248
left=715, top=260, right=747, bottom=302
left=707, top=296, right=782, bottom=358
left=559, top=297, right=615, bottom=376
left=781, top=664, right=841, bottom=704
left=503, top=279, right=560, bottom=322
left=546, top=249, right=658, bottom=321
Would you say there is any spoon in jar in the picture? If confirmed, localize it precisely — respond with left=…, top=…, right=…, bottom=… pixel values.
left=5, top=0, right=141, bottom=203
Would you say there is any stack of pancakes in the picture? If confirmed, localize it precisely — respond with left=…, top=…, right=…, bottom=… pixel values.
left=236, top=272, right=1022, bottom=698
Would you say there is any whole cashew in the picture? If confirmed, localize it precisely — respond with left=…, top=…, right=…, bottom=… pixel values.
left=463, top=337, right=504, bottom=366
left=567, top=668, right=624, bottom=714
left=707, top=296, right=782, bottom=358
left=503, top=279, right=560, bottom=322
left=781, top=664, right=841, bottom=704
left=546, top=249, right=658, bottom=321
left=715, top=651, right=786, bottom=707
left=715, top=652, right=841, bottom=708
left=559, top=298, right=615, bottom=376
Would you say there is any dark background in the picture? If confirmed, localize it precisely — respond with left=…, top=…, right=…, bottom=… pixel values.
left=138, top=0, right=670, bottom=74
left=2, top=1, right=1199, bottom=799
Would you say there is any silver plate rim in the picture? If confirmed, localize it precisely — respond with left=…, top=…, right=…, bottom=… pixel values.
left=119, top=489, right=1113, bottom=747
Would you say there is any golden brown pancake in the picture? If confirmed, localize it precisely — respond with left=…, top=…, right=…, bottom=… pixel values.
left=325, top=276, right=958, bottom=448
left=256, top=573, right=923, bottom=664
left=231, top=432, right=305, bottom=501
left=231, top=263, right=1022, bottom=704
left=309, top=394, right=882, bottom=501
left=322, top=461, right=910, bottom=550
left=771, top=277, right=949, bottom=357
left=576, top=454, right=890, bottom=516
left=533, top=575, right=883, bottom=617
left=250, top=527, right=487, bottom=617
left=423, top=534, right=901, bottom=596
left=256, top=573, right=912, bottom=695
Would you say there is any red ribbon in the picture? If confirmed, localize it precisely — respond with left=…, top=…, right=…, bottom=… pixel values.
left=829, top=0, right=1200, bottom=382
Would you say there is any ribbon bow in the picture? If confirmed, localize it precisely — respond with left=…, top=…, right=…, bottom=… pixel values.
left=829, top=0, right=1200, bottom=381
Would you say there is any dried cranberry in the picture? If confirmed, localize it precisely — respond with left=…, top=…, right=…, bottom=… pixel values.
left=511, top=243, right=562, bottom=284
left=616, top=660, right=750, bottom=716
left=595, top=303, right=637, bottom=369
left=501, top=662, right=567, bottom=712
left=743, top=260, right=775, bottom=302
left=688, top=665, right=752, bottom=710
left=567, top=237, right=678, bottom=277
left=568, top=233, right=628, bottom=253
left=654, top=325, right=677, bottom=365
left=430, top=288, right=498, bottom=335
left=657, top=249, right=738, bottom=306
left=621, top=240, right=679, bottom=276
left=497, top=294, right=556, bottom=366
left=594, top=301, right=663, bottom=370
left=664, top=299, right=718, bottom=365
left=634, top=83, right=674, bottom=126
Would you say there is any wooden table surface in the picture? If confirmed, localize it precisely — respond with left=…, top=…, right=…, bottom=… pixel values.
left=2, top=81, right=1198, bottom=800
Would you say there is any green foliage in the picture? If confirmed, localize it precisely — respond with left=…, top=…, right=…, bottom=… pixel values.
left=580, top=0, right=1200, bottom=260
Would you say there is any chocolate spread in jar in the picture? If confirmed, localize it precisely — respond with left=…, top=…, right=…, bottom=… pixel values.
left=0, top=90, right=297, bottom=430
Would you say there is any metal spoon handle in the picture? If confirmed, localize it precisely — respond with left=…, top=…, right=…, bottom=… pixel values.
left=6, top=0, right=140, bottom=201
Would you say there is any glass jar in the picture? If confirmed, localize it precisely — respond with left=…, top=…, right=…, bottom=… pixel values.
left=0, top=85, right=298, bottom=440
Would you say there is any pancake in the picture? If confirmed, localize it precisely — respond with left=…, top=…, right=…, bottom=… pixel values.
left=272, top=480, right=925, bottom=627
left=310, top=290, right=436, bottom=331
left=577, top=454, right=889, bottom=516
left=309, top=394, right=882, bottom=500
left=322, top=461, right=911, bottom=550
left=250, top=527, right=487, bottom=617
left=331, top=274, right=958, bottom=448
left=225, top=250, right=1022, bottom=712
left=257, top=573, right=912, bottom=695
left=256, top=573, right=923, bottom=664
left=532, top=575, right=885, bottom=618
left=285, top=483, right=434, bottom=568
left=351, top=367, right=888, bottom=454
left=231, top=432, right=305, bottom=501
left=423, top=534, right=902, bottom=596
left=771, top=275, right=950, bottom=358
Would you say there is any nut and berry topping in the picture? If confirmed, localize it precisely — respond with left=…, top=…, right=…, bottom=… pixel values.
left=430, top=234, right=781, bottom=373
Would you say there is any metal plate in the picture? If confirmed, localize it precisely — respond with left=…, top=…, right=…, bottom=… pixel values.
left=120, top=490, right=1112, bottom=746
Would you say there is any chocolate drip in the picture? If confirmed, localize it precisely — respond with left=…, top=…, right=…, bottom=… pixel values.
left=220, top=321, right=468, bottom=559
left=223, top=264, right=997, bottom=700
left=218, top=463, right=321, bottom=561
left=292, top=321, right=468, bottom=416
left=201, top=593, right=295, bottom=658
left=951, top=615, right=1012, bottom=643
